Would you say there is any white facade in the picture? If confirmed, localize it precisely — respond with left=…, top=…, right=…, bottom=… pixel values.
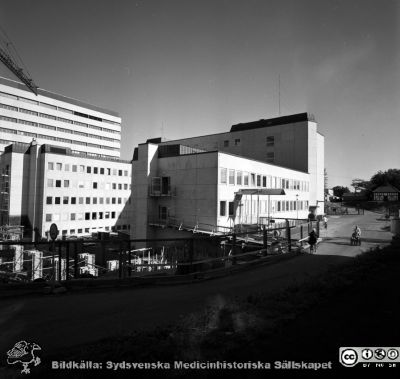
left=131, top=145, right=312, bottom=242
left=0, top=142, right=131, bottom=238
left=0, top=76, right=121, bottom=159
left=131, top=113, right=324, bottom=242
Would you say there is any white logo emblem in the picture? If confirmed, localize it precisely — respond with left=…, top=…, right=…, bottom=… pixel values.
left=340, top=348, right=358, bottom=367
left=388, top=349, right=399, bottom=360
left=6, top=340, right=41, bottom=374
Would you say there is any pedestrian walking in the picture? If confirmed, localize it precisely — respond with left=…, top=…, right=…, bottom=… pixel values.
left=323, top=215, right=328, bottom=229
left=308, top=228, right=318, bottom=253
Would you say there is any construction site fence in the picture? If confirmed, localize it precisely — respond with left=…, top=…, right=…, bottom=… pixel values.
left=0, top=220, right=321, bottom=284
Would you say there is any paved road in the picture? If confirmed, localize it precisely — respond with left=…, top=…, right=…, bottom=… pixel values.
left=0, top=211, right=392, bottom=356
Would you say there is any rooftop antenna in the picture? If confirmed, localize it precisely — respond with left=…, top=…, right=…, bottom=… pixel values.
left=278, top=74, right=281, bottom=116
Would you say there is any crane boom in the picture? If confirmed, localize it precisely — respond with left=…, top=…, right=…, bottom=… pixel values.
left=0, top=45, right=38, bottom=95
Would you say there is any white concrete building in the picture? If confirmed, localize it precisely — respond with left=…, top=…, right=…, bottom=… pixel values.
left=0, top=76, right=121, bottom=159
left=0, top=142, right=131, bottom=238
left=131, top=113, right=324, bottom=242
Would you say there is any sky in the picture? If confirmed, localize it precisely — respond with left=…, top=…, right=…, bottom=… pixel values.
left=0, top=0, right=399, bottom=189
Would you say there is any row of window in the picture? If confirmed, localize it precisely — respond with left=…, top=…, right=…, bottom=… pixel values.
left=46, top=196, right=130, bottom=205
left=219, top=199, right=310, bottom=216
left=220, top=168, right=309, bottom=191
left=49, top=224, right=130, bottom=237
left=0, top=93, right=120, bottom=131
left=223, top=136, right=275, bottom=148
left=47, top=179, right=131, bottom=191
left=0, top=103, right=120, bottom=140
left=47, top=162, right=129, bottom=177
left=45, top=211, right=128, bottom=222
left=0, top=122, right=119, bottom=151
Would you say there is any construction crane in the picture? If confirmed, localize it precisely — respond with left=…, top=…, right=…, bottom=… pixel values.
left=0, top=27, right=38, bottom=95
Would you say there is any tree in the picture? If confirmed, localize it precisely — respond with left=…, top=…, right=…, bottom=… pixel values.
left=324, top=168, right=328, bottom=193
left=332, top=186, right=350, bottom=199
left=370, top=169, right=400, bottom=189
left=351, top=178, right=371, bottom=193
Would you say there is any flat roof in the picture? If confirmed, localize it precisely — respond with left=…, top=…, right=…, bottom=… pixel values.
left=230, top=112, right=315, bottom=132
left=0, top=76, right=120, bottom=118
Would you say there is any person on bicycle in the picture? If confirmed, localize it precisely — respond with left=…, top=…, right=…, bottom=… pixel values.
left=308, top=228, right=318, bottom=253
left=354, top=225, right=361, bottom=237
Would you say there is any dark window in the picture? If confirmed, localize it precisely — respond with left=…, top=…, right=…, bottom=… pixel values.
left=63, top=196, right=69, bottom=205
left=56, top=180, right=62, bottom=187
left=266, top=136, right=275, bottom=146
left=111, top=212, right=116, bottom=218
left=93, top=182, right=98, bottom=189
left=220, top=201, right=226, bottom=216
left=228, top=202, right=234, bottom=216
left=71, top=197, right=76, bottom=204
left=92, top=212, right=97, bottom=220
left=55, top=197, right=61, bottom=205
left=86, top=197, right=90, bottom=204
left=85, top=212, right=90, bottom=220
left=118, top=170, right=122, bottom=176
left=87, top=166, right=91, bottom=174
left=46, top=196, right=52, bottom=205
left=94, top=167, right=98, bottom=174
left=100, top=168, right=104, bottom=175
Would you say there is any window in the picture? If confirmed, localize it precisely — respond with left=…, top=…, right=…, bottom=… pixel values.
left=112, top=183, right=116, bottom=190
left=100, top=198, right=104, bottom=204
left=112, top=197, right=116, bottom=204
left=111, top=211, right=116, bottom=218
left=228, top=202, right=234, bottom=216
left=71, top=213, right=76, bottom=221
left=64, top=180, right=70, bottom=188
left=99, top=212, right=103, bottom=219
left=124, top=170, right=128, bottom=176
left=266, top=136, right=275, bottom=146
left=85, top=212, right=90, bottom=220
left=46, top=214, right=52, bottom=222
left=56, top=180, right=61, bottom=188
left=236, top=171, right=242, bottom=185
left=220, top=168, right=227, bottom=184
left=105, top=212, right=110, bottom=219
left=107, top=168, right=111, bottom=175
left=65, top=164, right=70, bottom=172
left=228, top=170, right=235, bottom=185
left=106, top=198, right=110, bottom=204
left=55, top=197, right=61, bottom=205
left=234, top=139, right=240, bottom=146
left=92, top=212, right=97, bottom=220
left=220, top=201, right=226, bottom=216
left=262, top=176, right=267, bottom=187
left=158, top=206, right=167, bottom=220
left=47, top=179, right=54, bottom=187
left=78, top=229, right=82, bottom=234
left=267, top=152, right=274, bottom=163
left=118, top=183, right=122, bottom=190
left=251, top=173, right=256, bottom=186
left=72, top=165, right=77, bottom=172
left=118, top=170, right=122, bottom=176
left=93, top=197, right=97, bottom=204
left=79, top=165, right=85, bottom=173
left=46, top=197, right=52, bottom=205
left=118, top=197, right=122, bottom=204
left=223, top=140, right=229, bottom=147
left=86, top=197, right=90, bottom=204
left=63, top=196, right=69, bottom=205
left=244, top=172, right=249, bottom=186
left=71, top=197, right=76, bottom=204
left=79, top=197, right=84, bottom=204
left=257, top=175, right=261, bottom=187
left=48, top=162, right=54, bottom=170
left=93, top=182, right=98, bottom=189
left=100, top=168, right=105, bottom=175
left=56, top=163, right=62, bottom=171
left=87, top=166, right=91, bottom=174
